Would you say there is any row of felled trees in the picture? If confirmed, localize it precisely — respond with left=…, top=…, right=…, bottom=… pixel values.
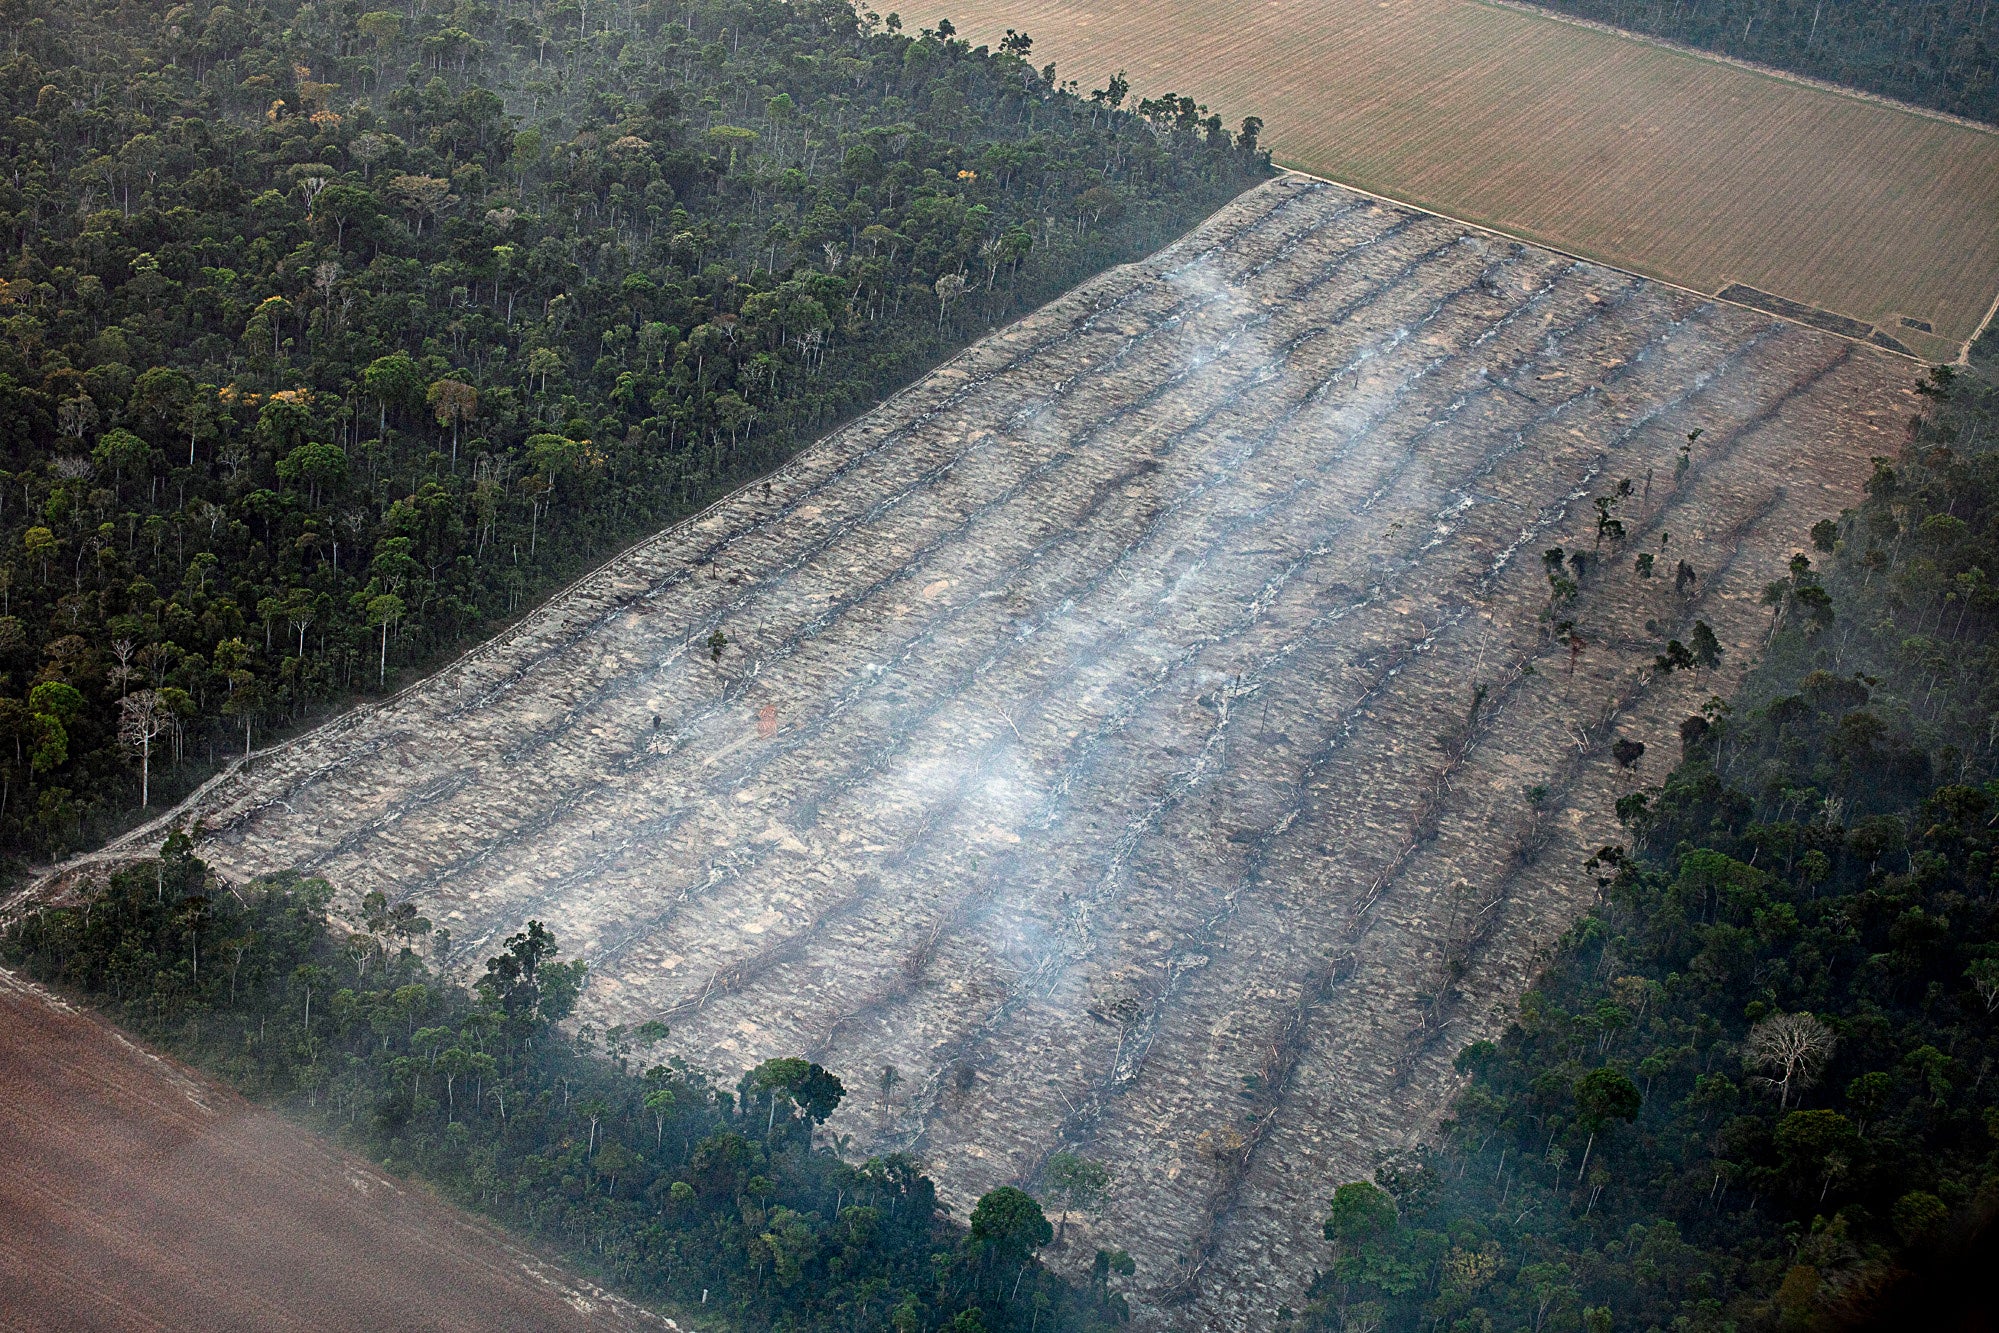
left=1305, top=363, right=1999, bottom=1331
left=0, top=0, right=1269, bottom=861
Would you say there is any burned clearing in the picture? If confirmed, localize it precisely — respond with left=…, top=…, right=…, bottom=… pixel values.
left=137, top=176, right=1910, bottom=1324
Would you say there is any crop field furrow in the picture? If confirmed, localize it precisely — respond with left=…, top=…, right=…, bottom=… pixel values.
left=773, top=256, right=1605, bottom=1058
left=732, top=260, right=1603, bottom=1039
left=1167, top=407, right=1903, bottom=1333
left=855, top=289, right=1671, bottom=1055
left=252, top=209, right=1474, bottom=963
left=671, top=315, right=1855, bottom=1303
left=959, top=0, right=1999, bottom=362
left=183, top=182, right=1330, bottom=836
left=429, top=254, right=1452, bottom=945
left=1143, top=347, right=1887, bottom=1327
left=1176, top=338, right=1837, bottom=1097
left=469, top=213, right=1458, bottom=897
left=607, top=236, right=1543, bottom=907
left=519, top=249, right=1527, bottom=1015
left=1122, top=473, right=1784, bottom=1310
left=148, top=179, right=1918, bottom=1326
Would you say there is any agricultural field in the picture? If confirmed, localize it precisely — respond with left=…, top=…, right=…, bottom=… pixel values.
left=958, top=0, right=1999, bottom=364
left=0, top=969, right=666, bottom=1332
left=75, top=177, right=1916, bottom=1325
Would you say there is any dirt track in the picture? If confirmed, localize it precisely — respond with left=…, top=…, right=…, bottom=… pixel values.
left=132, top=176, right=1914, bottom=1325
left=0, top=971, right=668, bottom=1332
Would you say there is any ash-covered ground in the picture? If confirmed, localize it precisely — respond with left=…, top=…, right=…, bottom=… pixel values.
left=171, top=176, right=1912, bottom=1326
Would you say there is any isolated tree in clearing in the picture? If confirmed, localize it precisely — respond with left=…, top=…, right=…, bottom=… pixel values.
left=969, top=1185, right=1054, bottom=1297
left=1045, top=1151, right=1111, bottom=1243
left=878, top=1063, right=903, bottom=1125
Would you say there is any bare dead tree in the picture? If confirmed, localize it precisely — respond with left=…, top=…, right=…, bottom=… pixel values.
left=1742, top=1011, right=1836, bottom=1108
left=107, top=637, right=136, bottom=697
left=877, top=1063, right=902, bottom=1127
left=1966, top=959, right=1999, bottom=1015
left=118, top=689, right=169, bottom=807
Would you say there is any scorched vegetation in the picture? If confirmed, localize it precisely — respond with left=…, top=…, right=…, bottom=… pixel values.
left=0, top=0, right=1267, bottom=865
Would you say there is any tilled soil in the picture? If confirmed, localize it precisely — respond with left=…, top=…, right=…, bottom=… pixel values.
left=0, top=969, right=667, bottom=1332
left=154, top=176, right=1912, bottom=1326
left=956, top=0, right=1999, bottom=363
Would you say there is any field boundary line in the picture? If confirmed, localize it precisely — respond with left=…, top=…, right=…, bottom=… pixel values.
left=1477, top=0, right=1999, bottom=137
left=1275, top=168, right=1933, bottom=364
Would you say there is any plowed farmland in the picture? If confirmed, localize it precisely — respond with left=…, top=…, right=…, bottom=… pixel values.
left=104, top=177, right=1914, bottom=1326
left=0, top=969, right=667, bottom=1332
left=958, top=0, right=1999, bottom=364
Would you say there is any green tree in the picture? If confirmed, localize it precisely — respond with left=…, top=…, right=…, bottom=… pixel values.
left=1043, top=1151, right=1109, bottom=1243
left=22, top=527, right=56, bottom=584
left=967, top=1184, right=1053, bottom=1281
left=275, top=442, right=347, bottom=507
left=366, top=593, right=405, bottom=687
left=426, top=379, right=478, bottom=466
left=1775, top=1108, right=1861, bottom=1203
left=1571, top=1066, right=1641, bottom=1179
left=357, top=9, right=402, bottom=82
left=362, top=353, right=424, bottom=440
left=26, top=682, right=82, bottom=775
left=1322, top=1181, right=1398, bottom=1252
left=92, top=428, right=152, bottom=490
left=1321, top=1180, right=1425, bottom=1300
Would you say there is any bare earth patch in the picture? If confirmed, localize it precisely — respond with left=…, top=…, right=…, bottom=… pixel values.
left=0, top=968, right=668, bottom=1332
left=959, top=0, right=1999, bottom=363
left=126, top=177, right=1911, bottom=1325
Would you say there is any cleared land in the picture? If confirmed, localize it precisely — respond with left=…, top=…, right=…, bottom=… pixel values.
left=959, top=0, right=1999, bottom=364
left=83, top=177, right=1914, bottom=1325
left=0, top=969, right=668, bottom=1333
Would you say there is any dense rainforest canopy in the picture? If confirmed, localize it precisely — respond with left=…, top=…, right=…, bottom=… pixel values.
left=0, top=0, right=1267, bottom=866
left=1536, top=0, right=1998, bottom=123
left=1300, top=355, right=1999, bottom=1332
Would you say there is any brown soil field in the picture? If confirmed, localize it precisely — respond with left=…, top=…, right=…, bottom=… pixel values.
left=0, top=969, right=670, bottom=1332
left=956, top=0, right=1999, bottom=364
left=38, top=176, right=1920, bottom=1326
